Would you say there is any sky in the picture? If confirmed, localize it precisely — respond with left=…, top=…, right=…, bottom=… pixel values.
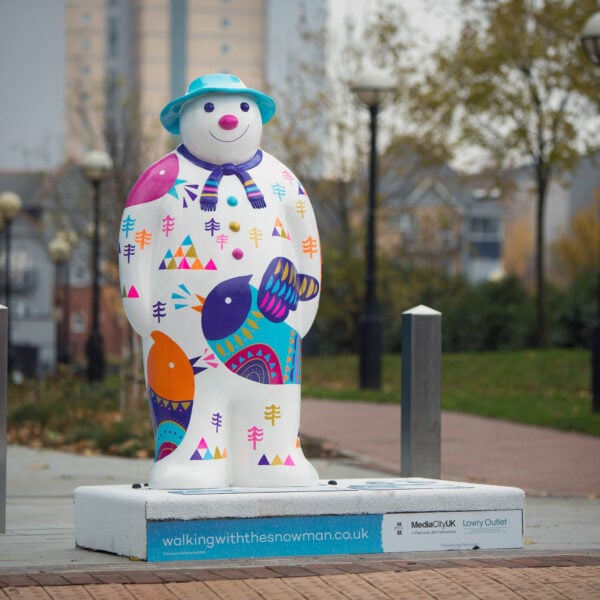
left=0, top=0, right=65, bottom=171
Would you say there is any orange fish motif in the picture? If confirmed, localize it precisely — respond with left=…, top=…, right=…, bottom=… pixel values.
left=146, top=331, right=197, bottom=461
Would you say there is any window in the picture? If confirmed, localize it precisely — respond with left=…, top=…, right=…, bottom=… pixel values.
left=470, top=217, right=498, bottom=236
left=71, top=311, right=87, bottom=334
left=108, top=15, right=119, bottom=58
left=398, top=213, right=416, bottom=235
left=469, top=241, right=501, bottom=260
left=469, top=216, right=501, bottom=259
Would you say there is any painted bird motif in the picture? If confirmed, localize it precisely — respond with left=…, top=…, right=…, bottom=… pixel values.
left=146, top=330, right=205, bottom=461
left=200, top=257, right=319, bottom=385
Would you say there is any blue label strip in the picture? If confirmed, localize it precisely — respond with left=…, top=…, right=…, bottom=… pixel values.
left=148, top=513, right=382, bottom=561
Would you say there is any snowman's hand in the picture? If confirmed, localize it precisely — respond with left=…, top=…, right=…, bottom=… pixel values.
left=118, top=205, right=158, bottom=336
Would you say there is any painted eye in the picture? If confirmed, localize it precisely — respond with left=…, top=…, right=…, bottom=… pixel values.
left=204, top=102, right=215, bottom=113
left=240, top=102, right=250, bottom=112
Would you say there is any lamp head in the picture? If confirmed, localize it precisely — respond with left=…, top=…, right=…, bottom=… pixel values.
left=0, top=191, right=22, bottom=221
left=82, top=150, right=113, bottom=182
left=351, top=69, right=395, bottom=108
left=581, top=12, right=600, bottom=65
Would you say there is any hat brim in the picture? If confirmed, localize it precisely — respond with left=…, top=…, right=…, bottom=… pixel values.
left=160, top=87, right=276, bottom=135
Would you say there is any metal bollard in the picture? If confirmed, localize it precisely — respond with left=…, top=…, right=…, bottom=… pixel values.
left=0, top=305, right=7, bottom=533
left=401, top=305, right=441, bottom=479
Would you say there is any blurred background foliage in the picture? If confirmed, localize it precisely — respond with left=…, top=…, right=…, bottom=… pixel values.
left=306, top=258, right=597, bottom=356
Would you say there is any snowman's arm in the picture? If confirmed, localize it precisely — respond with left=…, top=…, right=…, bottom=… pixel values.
left=118, top=204, right=156, bottom=336
left=285, top=187, right=321, bottom=338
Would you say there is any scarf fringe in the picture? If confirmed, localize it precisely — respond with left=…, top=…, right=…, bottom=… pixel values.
left=249, top=197, right=267, bottom=209
left=200, top=198, right=218, bottom=211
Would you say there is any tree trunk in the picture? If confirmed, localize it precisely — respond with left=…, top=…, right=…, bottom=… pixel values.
left=535, top=162, right=549, bottom=347
left=119, top=323, right=145, bottom=415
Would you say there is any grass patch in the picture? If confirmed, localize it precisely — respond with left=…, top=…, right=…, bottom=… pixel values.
left=6, top=349, right=598, bottom=458
left=303, top=348, right=600, bottom=436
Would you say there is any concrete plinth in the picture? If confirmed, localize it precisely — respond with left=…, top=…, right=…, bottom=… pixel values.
left=74, top=478, right=525, bottom=562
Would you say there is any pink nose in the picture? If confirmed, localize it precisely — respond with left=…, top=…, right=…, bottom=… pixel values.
left=218, top=115, right=239, bottom=130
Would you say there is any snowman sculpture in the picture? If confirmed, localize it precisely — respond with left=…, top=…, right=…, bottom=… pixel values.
left=119, top=74, right=321, bottom=489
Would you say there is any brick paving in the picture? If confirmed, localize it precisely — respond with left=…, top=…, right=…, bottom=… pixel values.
left=1, top=555, right=600, bottom=598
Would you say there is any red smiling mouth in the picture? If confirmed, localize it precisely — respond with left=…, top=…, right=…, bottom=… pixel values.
left=209, top=125, right=249, bottom=143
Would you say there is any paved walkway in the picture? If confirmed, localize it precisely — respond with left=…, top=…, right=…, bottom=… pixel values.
left=301, top=399, right=600, bottom=497
left=2, top=558, right=600, bottom=599
left=1, top=400, right=600, bottom=598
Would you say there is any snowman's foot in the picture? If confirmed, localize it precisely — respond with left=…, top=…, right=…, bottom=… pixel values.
left=231, top=450, right=319, bottom=487
left=148, top=455, right=231, bottom=490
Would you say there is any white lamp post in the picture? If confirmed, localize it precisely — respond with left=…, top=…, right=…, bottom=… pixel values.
left=351, top=69, right=395, bottom=390
left=82, top=150, right=113, bottom=381
left=0, top=191, right=22, bottom=372
left=580, top=11, right=600, bottom=414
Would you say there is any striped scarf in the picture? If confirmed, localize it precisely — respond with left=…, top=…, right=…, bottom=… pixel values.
left=178, top=144, right=265, bottom=211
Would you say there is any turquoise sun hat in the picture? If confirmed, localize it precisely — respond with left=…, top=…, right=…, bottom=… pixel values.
left=160, top=73, right=276, bottom=135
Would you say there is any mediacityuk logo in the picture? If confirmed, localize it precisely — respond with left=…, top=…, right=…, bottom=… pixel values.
left=411, top=519, right=456, bottom=530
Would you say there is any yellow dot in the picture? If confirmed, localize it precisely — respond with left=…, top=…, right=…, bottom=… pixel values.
left=229, top=221, right=240, bottom=232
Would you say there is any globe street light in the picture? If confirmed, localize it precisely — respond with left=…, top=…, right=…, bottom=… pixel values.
left=48, top=233, right=73, bottom=368
left=580, top=12, right=600, bottom=414
left=581, top=12, right=600, bottom=65
left=351, top=69, right=395, bottom=390
left=0, top=191, right=22, bottom=372
left=82, top=150, right=113, bottom=381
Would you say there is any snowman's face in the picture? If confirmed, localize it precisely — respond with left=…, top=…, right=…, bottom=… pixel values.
left=179, top=93, right=263, bottom=164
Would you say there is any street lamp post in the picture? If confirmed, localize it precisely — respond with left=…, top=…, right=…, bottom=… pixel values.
left=48, top=233, right=73, bottom=368
left=82, top=150, right=113, bottom=382
left=580, top=12, right=600, bottom=414
left=351, top=70, right=395, bottom=390
left=0, top=191, right=22, bottom=373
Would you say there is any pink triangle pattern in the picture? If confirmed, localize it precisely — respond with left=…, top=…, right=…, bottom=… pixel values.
left=257, top=453, right=296, bottom=467
left=190, top=439, right=227, bottom=461
left=272, top=217, right=292, bottom=241
left=159, top=237, right=217, bottom=271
